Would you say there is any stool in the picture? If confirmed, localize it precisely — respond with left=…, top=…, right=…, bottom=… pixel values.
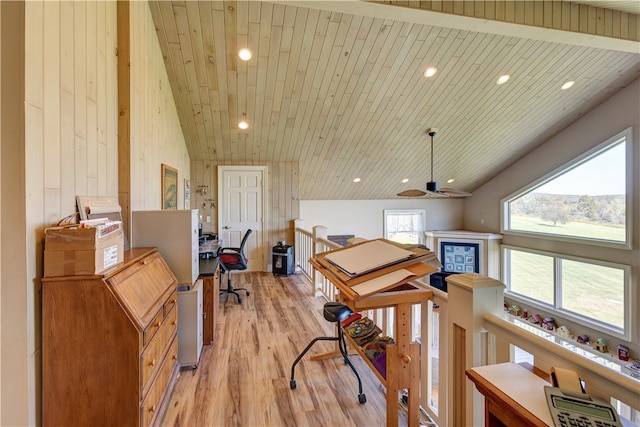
left=289, top=302, right=366, bottom=404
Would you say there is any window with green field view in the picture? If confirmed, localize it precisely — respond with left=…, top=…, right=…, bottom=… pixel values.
left=503, top=130, right=629, bottom=246
left=384, top=209, right=426, bottom=245
left=504, top=247, right=628, bottom=333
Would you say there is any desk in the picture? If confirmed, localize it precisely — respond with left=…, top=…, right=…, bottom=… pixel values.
left=466, top=363, right=553, bottom=427
left=199, top=256, right=219, bottom=345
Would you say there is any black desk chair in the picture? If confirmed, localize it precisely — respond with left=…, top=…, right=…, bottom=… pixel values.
left=218, top=229, right=252, bottom=303
left=290, top=301, right=366, bottom=404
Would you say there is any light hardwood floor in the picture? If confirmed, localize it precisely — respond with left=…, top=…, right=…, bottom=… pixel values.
left=161, top=272, right=402, bottom=427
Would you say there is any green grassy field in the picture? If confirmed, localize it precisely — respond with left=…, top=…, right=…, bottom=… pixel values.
left=507, top=217, right=625, bottom=329
left=510, top=215, right=625, bottom=242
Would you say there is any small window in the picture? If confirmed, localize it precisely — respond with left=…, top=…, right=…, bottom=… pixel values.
left=502, top=129, right=631, bottom=247
left=383, top=209, right=426, bottom=245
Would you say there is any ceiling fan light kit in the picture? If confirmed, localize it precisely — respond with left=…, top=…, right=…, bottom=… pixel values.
left=397, top=128, right=471, bottom=198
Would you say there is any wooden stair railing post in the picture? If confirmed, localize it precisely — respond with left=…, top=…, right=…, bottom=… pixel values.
left=445, top=273, right=506, bottom=427
left=312, top=225, right=328, bottom=297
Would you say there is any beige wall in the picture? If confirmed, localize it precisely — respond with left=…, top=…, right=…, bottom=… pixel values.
left=1, top=2, right=27, bottom=426
left=299, top=199, right=464, bottom=240
left=464, top=78, right=640, bottom=354
left=0, top=1, right=191, bottom=424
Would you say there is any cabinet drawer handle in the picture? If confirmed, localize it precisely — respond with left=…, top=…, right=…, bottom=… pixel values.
left=148, top=359, right=156, bottom=367
left=172, top=320, right=177, bottom=326
left=148, top=404, right=156, bottom=413
left=153, top=320, right=162, bottom=328
left=172, top=354, right=178, bottom=361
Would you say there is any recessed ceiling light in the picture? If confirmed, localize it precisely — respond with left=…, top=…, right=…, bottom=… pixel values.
left=447, top=178, right=455, bottom=184
left=561, top=81, right=575, bottom=90
left=238, top=120, right=249, bottom=129
left=238, top=48, right=252, bottom=61
left=353, top=178, right=361, bottom=183
left=402, top=178, right=409, bottom=183
left=497, top=74, right=510, bottom=85
left=424, top=66, right=437, bottom=78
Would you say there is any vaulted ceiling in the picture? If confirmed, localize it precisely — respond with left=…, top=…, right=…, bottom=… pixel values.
left=149, top=1, right=640, bottom=200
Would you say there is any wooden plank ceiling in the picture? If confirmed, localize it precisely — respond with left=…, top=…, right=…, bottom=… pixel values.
left=149, top=1, right=640, bottom=200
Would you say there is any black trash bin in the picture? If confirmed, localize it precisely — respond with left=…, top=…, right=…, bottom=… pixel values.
left=272, top=242, right=294, bottom=276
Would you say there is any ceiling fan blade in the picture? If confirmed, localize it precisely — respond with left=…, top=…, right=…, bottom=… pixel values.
left=424, top=190, right=449, bottom=198
left=397, top=189, right=427, bottom=197
left=439, top=187, right=472, bottom=197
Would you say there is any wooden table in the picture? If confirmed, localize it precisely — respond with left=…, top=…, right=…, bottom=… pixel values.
left=466, top=363, right=554, bottom=427
left=309, top=240, right=440, bottom=427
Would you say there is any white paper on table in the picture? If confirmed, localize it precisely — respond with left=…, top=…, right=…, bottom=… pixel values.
left=350, top=269, right=415, bottom=296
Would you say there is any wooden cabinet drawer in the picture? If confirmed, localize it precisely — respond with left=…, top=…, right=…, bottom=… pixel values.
left=163, top=290, right=177, bottom=318
left=141, top=306, right=177, bottom=391
left=143, top=309, right=164, bottom=348
left=141, top=335, right=178, bottom=427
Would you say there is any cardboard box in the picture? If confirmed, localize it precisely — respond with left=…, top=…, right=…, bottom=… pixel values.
left=44, top=223, right=124, bottom=277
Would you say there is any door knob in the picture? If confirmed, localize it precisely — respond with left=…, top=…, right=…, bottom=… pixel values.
left=223, top=226, right=231, bottom=229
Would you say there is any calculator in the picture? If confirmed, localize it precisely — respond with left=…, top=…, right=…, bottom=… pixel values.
left=545, top=386, right=623, bottom=427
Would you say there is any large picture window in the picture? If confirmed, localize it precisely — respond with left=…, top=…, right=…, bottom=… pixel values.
left=503, top=246, right=629, bottom=337
left=502, top=128, right=631, bottom=247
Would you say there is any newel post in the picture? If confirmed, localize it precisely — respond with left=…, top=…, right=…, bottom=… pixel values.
left=312, top=225, right=328, bottom=297
left=445, top=273, right=505, bottom=427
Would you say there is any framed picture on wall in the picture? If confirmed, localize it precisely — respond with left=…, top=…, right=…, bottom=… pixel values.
left=161, top=164, right=178, bottom=209
left=440, top=241, right=479, bottom=274
left=184, top=179, right=190, bottom=209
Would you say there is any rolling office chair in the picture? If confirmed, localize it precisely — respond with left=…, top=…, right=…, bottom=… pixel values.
left=290, top=301, right=366, bottom=404
left=218, top=229, right=252, bottom=303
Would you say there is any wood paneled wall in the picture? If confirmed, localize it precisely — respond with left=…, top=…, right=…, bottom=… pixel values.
left=191, top=160, right=300, bottom=269
left=10, top=1, right=192, bottom=424
left=23, top=2, right=119, bottom=424
left=25, top=1, right=119, bottom=224
left=128, top=2, right=191, bottom=214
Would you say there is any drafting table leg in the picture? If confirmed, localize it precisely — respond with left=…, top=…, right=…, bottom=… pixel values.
left=386, top=344, right=400, bottom=427
left=407, top=342, right=421, bottom=427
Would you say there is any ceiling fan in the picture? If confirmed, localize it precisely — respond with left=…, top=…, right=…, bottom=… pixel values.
left=397, top=128, right=472, bottom=198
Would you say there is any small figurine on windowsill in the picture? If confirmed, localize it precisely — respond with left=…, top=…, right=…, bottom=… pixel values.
left=577, top=334, right=590, bottom=345
left=508, top=305, right=522, bottom=316
left=618, top=344, right=630, bottom=361
left=542, top=317, right=556, bottom=331
left=529, top=313, right=543, bottom=326
left=593, top=337, right=608, bottom=353
left=556, top=325, right=573, bottom=340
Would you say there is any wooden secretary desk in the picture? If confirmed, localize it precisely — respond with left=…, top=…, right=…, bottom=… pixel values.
left=309, top=239, right=440, bottom=427
left=42, top=247, right=179, bottom=427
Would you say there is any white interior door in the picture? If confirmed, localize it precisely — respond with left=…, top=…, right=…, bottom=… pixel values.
left=217, top=166, right=265, bottom=272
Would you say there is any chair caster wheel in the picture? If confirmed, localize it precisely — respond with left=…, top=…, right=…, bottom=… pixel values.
left=358, top=393, right=366, bottom=404
left=238, top=298, right=243, bottom=303
left=290, top=379, right=297, bottom=390
left=247, top=291, right=251, bottom=296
